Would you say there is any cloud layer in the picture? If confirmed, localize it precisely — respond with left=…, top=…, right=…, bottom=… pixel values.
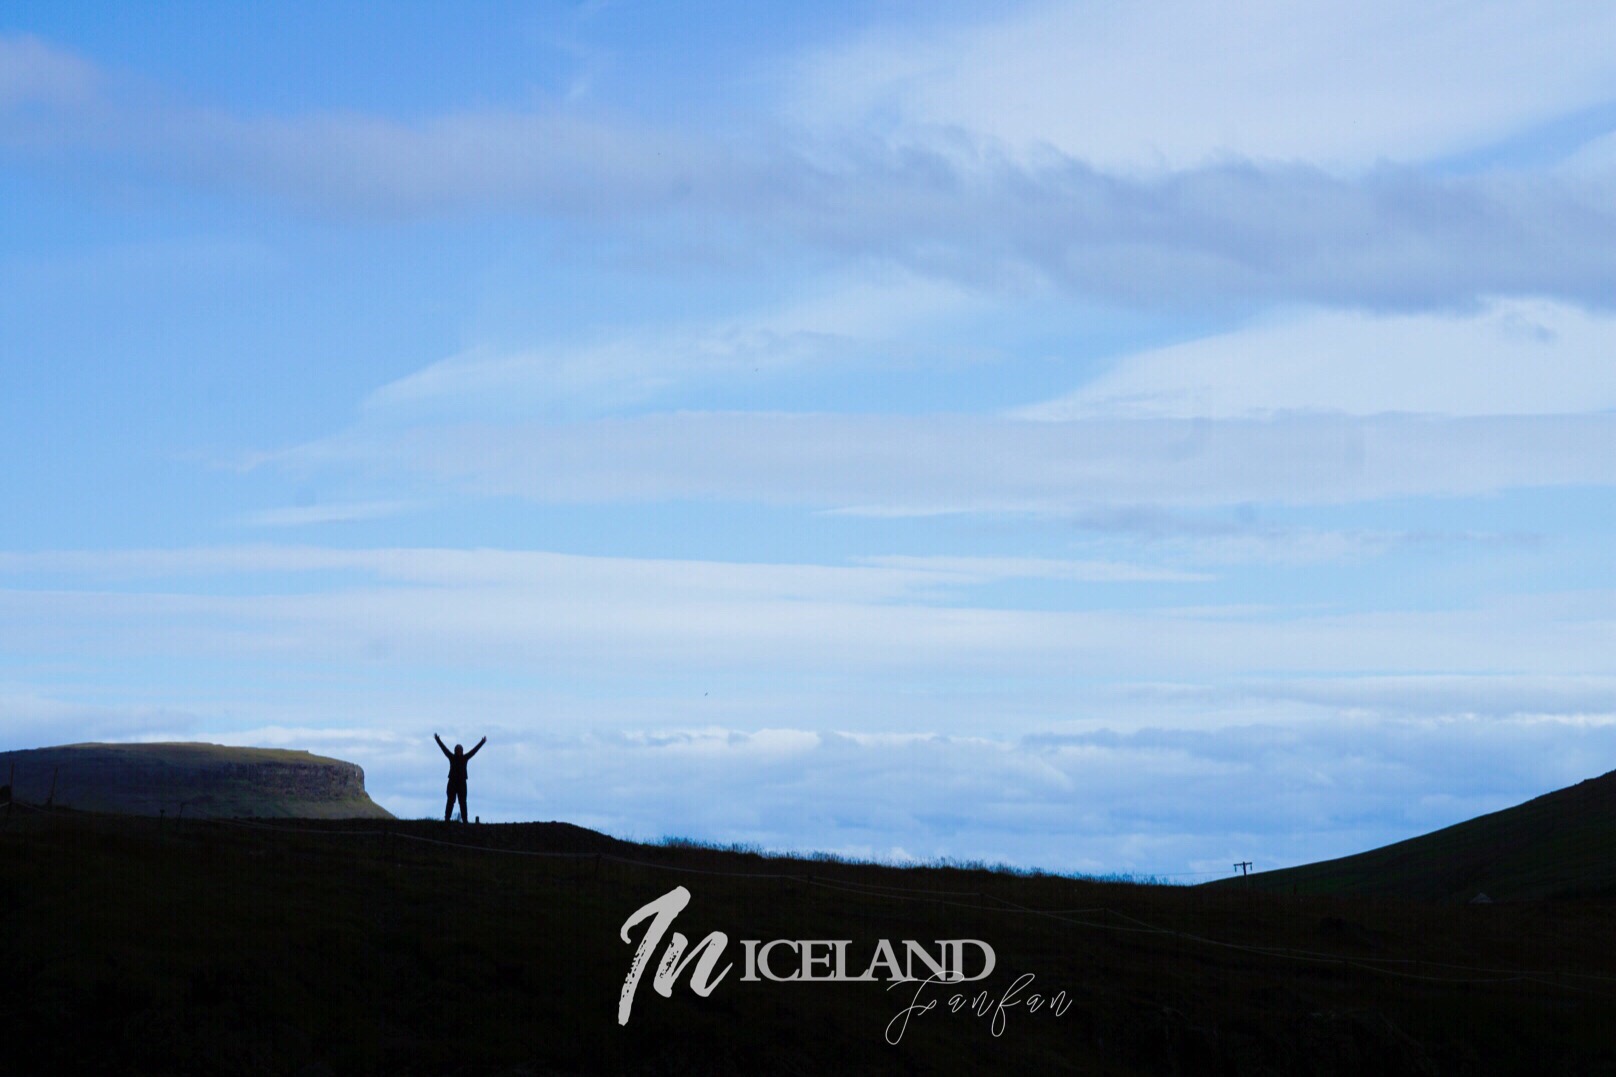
left=6, top=6, right=1616, bottom=877
left=8, top=31, right=1616, bottom=312
left=269, top=411, right=1616, bottom=514
left=794, top=1, right=1616, bottom=169
left=1021, top=299, right=1616, bottom=420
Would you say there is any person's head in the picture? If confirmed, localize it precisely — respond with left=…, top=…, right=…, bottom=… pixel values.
left=454, top=743, right=464, bottom=756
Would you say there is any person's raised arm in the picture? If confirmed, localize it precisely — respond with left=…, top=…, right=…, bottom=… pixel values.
left=467, top=736, right=487, bottom=759
left=434, top=733, right=452, bottom=759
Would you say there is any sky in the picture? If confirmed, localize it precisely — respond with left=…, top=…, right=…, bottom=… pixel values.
left=3, top=1, right=1615, bottom=878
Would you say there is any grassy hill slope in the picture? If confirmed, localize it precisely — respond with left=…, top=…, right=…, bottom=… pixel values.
left=1219, top=768, right=1616, bottom=902
left=0, top=741, right=393, bottom=819
left=2, top=808, right=1614, bottom=1075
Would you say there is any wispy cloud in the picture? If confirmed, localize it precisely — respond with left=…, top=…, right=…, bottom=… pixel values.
left=0, top=693, right=201, bottom=750
left=1138, top=526, right=1537, bottom=567
left=265, top=411, right=1616, bottom=513
left=0, top=33, right=97, bottom=111
left=0, top=544, right=1190, bottom=602
left=1017, top=299, right=1616, bottom=420
left=8, top=33, right=1616, bottom=312
left=792, top=1, right=1616, bottom=170
left=360, top=271, right=973, bottom=420
left=0, top=33, right=718, bottom=215
left=2, top=548, right=1611, bottom=678
left=852, top=555, right=1210, bottom=583
left=237, top=500, right=417, bottom=528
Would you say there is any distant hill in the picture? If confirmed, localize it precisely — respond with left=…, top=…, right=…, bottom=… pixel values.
left=0, top=742, right=393, bottom=820
left=1221, top=768, right=1616, bottom=901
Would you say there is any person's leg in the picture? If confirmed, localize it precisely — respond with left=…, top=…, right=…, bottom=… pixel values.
left=445, top=787, right=455, bottom=821
left=456, top=787, right=469, bottom=822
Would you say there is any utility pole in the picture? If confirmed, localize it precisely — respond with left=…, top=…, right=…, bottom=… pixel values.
left=1234, top=860, right=1253, bottom=882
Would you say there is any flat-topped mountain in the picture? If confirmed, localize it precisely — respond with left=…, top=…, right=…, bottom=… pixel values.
left=0, top=741, right=392, bottom=819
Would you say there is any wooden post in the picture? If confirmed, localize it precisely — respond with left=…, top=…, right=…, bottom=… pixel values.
left=45, top=765, right=59, bottom=808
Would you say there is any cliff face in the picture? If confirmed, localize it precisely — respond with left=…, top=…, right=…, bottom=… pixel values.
left=0, top=742, right=394, bottom=819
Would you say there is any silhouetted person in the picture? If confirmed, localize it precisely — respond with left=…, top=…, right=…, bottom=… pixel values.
left=436, top=733, right=485, bottom=823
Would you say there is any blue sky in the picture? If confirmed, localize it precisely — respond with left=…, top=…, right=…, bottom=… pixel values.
left=4, top=1, right=1615, bottom=876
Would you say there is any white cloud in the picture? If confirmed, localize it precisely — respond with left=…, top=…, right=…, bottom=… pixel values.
left=1223, top=674, right=1616, bottom=719
left=1182, top=528, right=1530, bottom=566
left=794, top=1, right=1616, bottom=170
left=2, top=549, right=1612, bottom=680
left=0, top=693, right=202, bottom=751
left=10, top=35, right=1616, bottom=312
left=238, top=500, right=417, bottom=527
left=361, top=271, right=974, bottom=420
left=1019, top=298, right=1616, bottom=420
left=0, top=32, right=720, bottom=215
left=853, top=554, right=1209, bottom=583
left=0, top=33, right=97, bottom=111
left=271, top=410, right=1616, bottom=513
left=1, top=544, right=1162, bottom=600
left=1562, top=128, right=1616, bottom=176
left=110, top=713, right=1616, bottom=874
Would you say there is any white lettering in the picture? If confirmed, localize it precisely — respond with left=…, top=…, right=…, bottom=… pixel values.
left=617, top=886, right=732, bottom=1025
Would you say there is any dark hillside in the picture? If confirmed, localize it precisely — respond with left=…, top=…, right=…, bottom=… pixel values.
left=1214, top=768, right=1616, bottom=902
left=2, top=807, right=1614, bottom=1075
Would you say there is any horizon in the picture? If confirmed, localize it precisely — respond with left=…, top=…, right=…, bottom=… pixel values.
left=4, top=2, right=1616, bottom=879
left=1, top=735, right=1601, bottom=885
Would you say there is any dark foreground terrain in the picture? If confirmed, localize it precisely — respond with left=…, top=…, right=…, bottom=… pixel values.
left=1, top=806, right=1613, bottom=1075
